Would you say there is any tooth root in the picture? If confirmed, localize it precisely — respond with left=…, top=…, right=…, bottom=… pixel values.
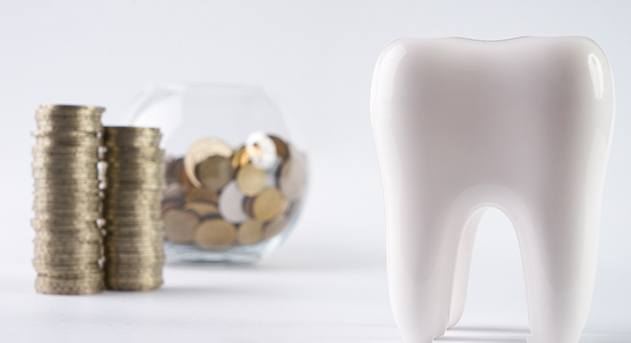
left=518, top=192, right=601, bottom=343
left=387, top=195, right=467, bottom=342
left=447, top=210, right=484, bottom=328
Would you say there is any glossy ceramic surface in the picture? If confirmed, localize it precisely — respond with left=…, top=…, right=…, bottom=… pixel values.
left=370, top=37, right=614, bottom=343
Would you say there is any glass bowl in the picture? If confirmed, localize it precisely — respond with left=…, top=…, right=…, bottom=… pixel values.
left=126, top=83, right=307, bottom=264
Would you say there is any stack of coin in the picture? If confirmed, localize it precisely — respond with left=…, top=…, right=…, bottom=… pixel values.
left=31, top=104, right=105, bottom=295
left=162, top=132, right=307, bottom=253
left=102, top=127, right=165, bottom=291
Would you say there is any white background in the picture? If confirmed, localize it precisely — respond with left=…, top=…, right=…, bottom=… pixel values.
left=1, top=1, right=630, bottom=342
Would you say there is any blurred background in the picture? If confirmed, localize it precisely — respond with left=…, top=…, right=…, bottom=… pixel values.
left=1, top=0, right=629, bottom=340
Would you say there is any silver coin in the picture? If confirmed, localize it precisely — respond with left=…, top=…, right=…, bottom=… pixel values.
left=218, top=181, right=248, bottom=223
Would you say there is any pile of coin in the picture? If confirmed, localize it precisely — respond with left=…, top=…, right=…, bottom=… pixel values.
left=102, top=127, right=165, bottom=291
left=162, top=132, right=307, bottom=254
left=31, top=105, right=105, bottom=295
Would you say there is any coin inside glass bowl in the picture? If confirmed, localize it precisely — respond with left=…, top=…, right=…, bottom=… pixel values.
left=127, top=83, right=307, bottom=264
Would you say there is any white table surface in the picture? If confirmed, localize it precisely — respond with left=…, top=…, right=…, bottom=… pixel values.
left=1, top=259, right=629, bottom=343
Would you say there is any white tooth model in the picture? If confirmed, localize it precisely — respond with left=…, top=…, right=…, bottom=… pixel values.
left=370, top=37, right=614, bottom=343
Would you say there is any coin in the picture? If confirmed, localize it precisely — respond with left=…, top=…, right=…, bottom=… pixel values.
left=33, top=255, right=103, bottom=269
left=231, top=146, right=250, bottom=169
left=33, top=132, right=99, bottom=145
left=35, top=275, right=104, bottom=295
left=154, top=134, right=305, bottom=255
left=104, top=249, right=166, bottom=262
left=237, top=219, right=263, bottom=245
left=194, top=219, right=237, bottom=249
left=104, top=274, right=163, bottom=292
left=31, top=217, right=99, bottom=230
left=32, top=104, right=105, bottom=295
left=162, top=198, right=184, bottom=212
left=235, top=164, right=268, bottom=196
left=185, top=201, right=219, bottom=217
left=33, top=239, right=102, bottom=254
left=251, top=187, right=288, bottom=221
left=269, top=135, right=290, bottom=161
left=185, top=187, right=218, bottom=204
left=34, top=230, right=102, bottom=243
left=103, top=127, right=161, bottom=148
left=165, top=157, right=184, bottom=184
left=37, top=104, right=105, bottom=116
left=102, top=126, right=165, bottom=292
left=277, top=146, right=307, bottom=200
left=218, top=182, right=248, bottom=222
left=163, top=209, right=199, bottom=244
left=196, top=155, right=233, bottom=191
left=33, top=259, right=103, bottom=272
left=263, top=214, right=291, bottom=239
left=163, top=183, right=185, bottom=199
left=32, top=268, right=102, bottom=282
left=184, top=138, right=232, bottom=187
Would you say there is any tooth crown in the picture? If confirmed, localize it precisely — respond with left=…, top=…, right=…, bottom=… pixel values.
left=370, top=37, right=614, bottom=343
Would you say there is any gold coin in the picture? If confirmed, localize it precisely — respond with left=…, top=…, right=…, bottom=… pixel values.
left=33, top=192, right=101, bottom=203
left=165, top=157, right=184, bottom=185
left=32, top=200, right=100, bottom=211
left=34, top=230, right=102, bottom=243
left=103, top=191, right=163, bottom=202
left=278, top=146, right=307, bottom=200
left=31, top=217, right=99, bottom=229
left=31, top=162, right=99, bottom=173
left=33, top=265, right=102, bottom=279
left=105, top=252, right=165, bottom=264
left=34, top=238, right=102, bottom=252
left=103, top=212, right=162, bottom=223
left=269, top=135, right=290, bottom=161
left=105, top=148, right=163, bottom=158
left=170, top=159, right=194, bottom=191
left=36, top=118, right=102, bottom=133
left=103, top=127, right=161, bottom=147
left=32, top=144, right=100, bottom=154
left=104, top=263, right=163, bottom=273
left=35, top=275, right=104, bottom=295
left=251, top=187, right=288, bottom=221
left=103, top=126, right=160, bottom=138
left=218, top=182, right=248, bottom=222
left=37, top=104, right=105, bottom=116
left=237, top=219, right=263, bottom=245
left=184, top=138, right=232, bottom=187
left=231, top=146, right=250, bottom=169
left=196, top=155, right=233, bottom=191
left=186, top=187, right=218, bottom=205
left=105, top=227, right=164, bottom=240
left=34, top=258, right=103, bottom=271
left=194, top=219, right=237, bottom=249
left=162, top=199, right=184, bottom=213
left=33, top=251, right=102, bottom=265
left=185, top=201, right=219, bottom=217
left=36, top=115, right=102, bottom=130
left=105, top=274, right=162, bottom=292
left=163, top=183, right=185, bottom=199
left=235, top=164, right=268, bottom=196
left=32, top=136, right=100, bottom=145
left=104, top=242, right=164, bottom=255
left=105, top=266, right=163, bottom=279
left=163, top=209, right=199, bottom=244
left=263, top=215, right=291, bottom=239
